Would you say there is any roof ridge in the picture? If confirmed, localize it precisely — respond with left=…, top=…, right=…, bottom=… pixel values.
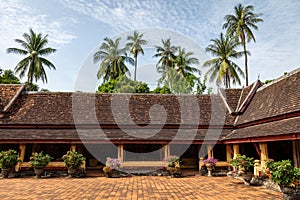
left=258, top=67, right=300, bottom=91
left=236, top=80, right=262, bottom=114
left=3, top=85, right=25, bottom=112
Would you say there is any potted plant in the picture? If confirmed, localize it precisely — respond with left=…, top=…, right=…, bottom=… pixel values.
left=229, top=154, right=254, bottom=184
left=267, top=159, right=300, bottom=199
left=103, top=157, right=121, bottom=178
left=202, top=157, right=218, bottom=176
left=0, top=149, right=21, bottom=178
left=30, top=151, right=52, bottom=178
left=165, top=155, right=181, bottom=177
left=62, top=150, right=85, bottom=177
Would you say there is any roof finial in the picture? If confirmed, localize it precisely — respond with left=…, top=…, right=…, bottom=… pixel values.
left=257, top=74, right=260, bottom=80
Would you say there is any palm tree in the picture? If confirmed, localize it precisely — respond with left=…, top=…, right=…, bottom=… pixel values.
left=7, top=28, right=56, bottom=86
left=175, top=47, right=200, bottom=77
left=126, top=31, right=147, bottom=81
left=153, top=39, right=178, bottom=85
left=203, top=33, right=245, bottom=88
left=93, top=37, right=134, bottom=82
left=223, top=3, right=263, bottom=86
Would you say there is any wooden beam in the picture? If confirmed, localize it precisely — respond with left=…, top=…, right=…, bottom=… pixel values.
left=224, top=133, right=300, bottom=144
left=70, top=144, right=76, bottom=150
left=259, top=143, right=268, bottom=168
left=15, top=144, right=26, bottom=172
left=253, top=143, right=261, bottom=158
left=118, top=144, right=124, bottom=162
left=164, top=144, right=170, bottom=159
left=207, top=144, right=213, bottom=158
left=293, top=140, right=300, bottom=168
left=226, top=145, right=232, bottom=162
left=233, top=144, right=239, bottom=158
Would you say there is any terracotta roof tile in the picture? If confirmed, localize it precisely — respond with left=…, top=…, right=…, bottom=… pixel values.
left=236, top=70, right=300, bottom=125
left=5, top=93, right=235, bottom=126
left=226, top=116, right=300, bottom=140
left=0, top=128, right=231, bottom=142
left=0, top=84, right=24, bottom=111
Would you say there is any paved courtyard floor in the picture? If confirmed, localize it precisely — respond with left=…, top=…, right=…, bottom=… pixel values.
left=0, top=175, right=283, bottom=199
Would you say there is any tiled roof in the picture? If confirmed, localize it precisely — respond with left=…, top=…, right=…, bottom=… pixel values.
left=223, top=89, right=242, bottom=112
left=0, top=128, right=231, bottom=142
left=226, top=116, right=300, bottom=140
left=0, top=84, right=24, bottom=111
left=236, top=69, right=300, bottom=125
left=4, top=92, right=235, bottom=126
left=1, top=66, right=300, bottom=143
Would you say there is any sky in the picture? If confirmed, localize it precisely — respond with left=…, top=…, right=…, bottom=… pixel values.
left=0, top=0, right=299, bottom=92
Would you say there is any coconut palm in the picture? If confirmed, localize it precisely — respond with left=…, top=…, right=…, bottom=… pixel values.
left=175, top=47, right=200, bottom=77
left=153, top=38, right=178, bottom=70
left=153, top=39, right=178, bottom=85
left=126, top=31, right=147, bottom=81
left=203, top=33, right=245, bottom=88
left=93, top=37, right=134, bottom=82
left=6, top=28, right=56, bottom=86
left=223, top=3, right=263, bottom=86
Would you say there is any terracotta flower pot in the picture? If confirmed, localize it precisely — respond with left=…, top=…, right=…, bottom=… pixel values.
left=1, top=168, right=10, bottom=178
left=34, top=168, right=44, bottom=178
left=68, top=169, right=77, bottom=177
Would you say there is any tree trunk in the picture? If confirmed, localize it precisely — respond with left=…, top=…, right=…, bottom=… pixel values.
left=134, top=55, right=137, bottom=81
left=241, top=31, right=248, bottom=86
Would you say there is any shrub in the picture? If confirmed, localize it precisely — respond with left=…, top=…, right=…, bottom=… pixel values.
left=0, top=149, right=21, bottom=169
left=268, top=160, right=300, bottom=187
left=30, top=151, right=52, bottom=169
left=62, top=150, right=85, bottom=170
left=229, top=154, right=254, bottom=172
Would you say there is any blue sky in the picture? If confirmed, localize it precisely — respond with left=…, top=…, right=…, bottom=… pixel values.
left=0, top=0, right=299, bottom=91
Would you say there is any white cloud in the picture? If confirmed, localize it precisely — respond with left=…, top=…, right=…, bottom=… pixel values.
left=59, top=0, right=300, bottom=87
left=0, top=0, right=76, bottom=48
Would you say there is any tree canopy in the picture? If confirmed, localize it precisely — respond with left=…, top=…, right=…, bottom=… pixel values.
left=7, top=28, right=56, bottom=85
left=223, top=3, right=263, bottom=86
left=203, top=33, right=245, bottom=88
left=94, top=37, right=133, bottom=83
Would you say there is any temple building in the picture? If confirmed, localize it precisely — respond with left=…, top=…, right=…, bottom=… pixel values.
left=0, top=67, right=299, bottom=174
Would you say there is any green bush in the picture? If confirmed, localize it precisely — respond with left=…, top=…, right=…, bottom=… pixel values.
left=62, top=150, right=85, bottom=170
left=30, top=151, right=52, bottom=169
left=268, top=160, right=300, bottom=187
left=229, top=154, right=254, bottom=172
left=0, top=149, right=21, bottom=169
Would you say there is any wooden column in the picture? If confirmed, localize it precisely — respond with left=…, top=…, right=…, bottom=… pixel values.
left=164, top=144, right=170, bottom=159
left=15, top=144, right=26, bottom=172
left=207, top=144, right=213, bottom=158
left=293, top=140, right=300, bottom=168
left=233, top=144, right=239, bottom=158
left=259, top=143, right=268, bottom=168
left=70, top=144, right=76, bottom=151
left=226, top=145, right=232, bottom=162
left=118, top=144, right=124, bottom=162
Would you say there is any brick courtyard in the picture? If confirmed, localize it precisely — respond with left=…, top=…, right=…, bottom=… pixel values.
left=0, top=176, right=283, bottom=199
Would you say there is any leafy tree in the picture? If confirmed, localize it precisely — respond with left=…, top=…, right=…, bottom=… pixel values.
left=40, top=88, right=50, bottom=92
left=94, top=37, right=134, bottom=83
left=97, top=75, right=150, bottom=93
left=175, top=47, right=200, bottom=77
left=223, top=3, right=263, bottom=86
left=7, top=28, right=56, bottom=85
left=195, top=76, right=209, bottom=94
left=203, top=33, right=245, bottom=88
left=0, top=69, right=20, bottom=84
left=126, top=31, right=147, bottom=81
left=154, top=38, right=178, bottom=86
left=151, top=86, right=172, bottom=94
left=25, top=82, right=39, bottom=91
